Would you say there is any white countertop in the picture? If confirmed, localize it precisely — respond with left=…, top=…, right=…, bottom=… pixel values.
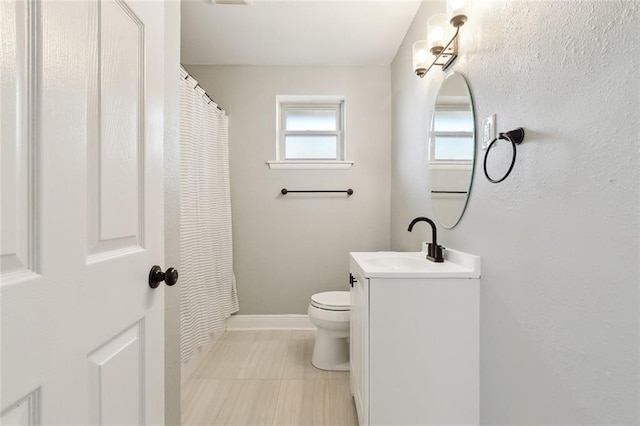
left=350, top=249, right=481, bottom=279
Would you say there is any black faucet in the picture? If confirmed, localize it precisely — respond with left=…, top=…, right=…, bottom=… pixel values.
left=407, top=217, right=445, bottom=262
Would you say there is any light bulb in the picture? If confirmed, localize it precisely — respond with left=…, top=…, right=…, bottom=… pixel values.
left=412, top=41, right=430, bottom=77
left=427, top=14, right=449, bottom=55
left=430, top=26, right=444, bottom=47
left=447, top=0, right=468, bottom=26
left=448, top=0, right=468, bottom=15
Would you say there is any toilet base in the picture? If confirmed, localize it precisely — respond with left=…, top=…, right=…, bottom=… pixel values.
left=311, top=329, right=350, bottom=371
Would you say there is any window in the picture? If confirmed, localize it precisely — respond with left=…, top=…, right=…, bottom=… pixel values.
left=268, top=96, right=353, bottom=169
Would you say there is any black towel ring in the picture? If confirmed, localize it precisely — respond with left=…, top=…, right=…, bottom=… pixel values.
left=483, top=127, right=525, bottom=184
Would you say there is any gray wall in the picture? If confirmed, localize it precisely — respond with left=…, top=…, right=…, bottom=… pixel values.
left=391, top=1, right=639, bottom=424
left=183, top=65, right=392, bottom=314
left=163, top=1, right=181, bottom=424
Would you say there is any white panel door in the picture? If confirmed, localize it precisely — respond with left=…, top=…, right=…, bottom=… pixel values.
left=1, top=0, right=167, bottom=424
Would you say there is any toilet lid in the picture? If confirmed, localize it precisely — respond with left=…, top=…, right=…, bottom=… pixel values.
left=311, top=291, right=350, bottom=311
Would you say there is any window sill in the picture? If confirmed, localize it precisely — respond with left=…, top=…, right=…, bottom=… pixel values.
left=267, top=160, right=354, bottom=170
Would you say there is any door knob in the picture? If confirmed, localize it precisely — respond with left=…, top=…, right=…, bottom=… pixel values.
left=149, top=265, right=179, bottom=288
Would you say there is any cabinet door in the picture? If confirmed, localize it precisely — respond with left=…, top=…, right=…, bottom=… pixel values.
left=350, top=271, right=369, bottom=426
left=368, top=278, right=479, bottom=425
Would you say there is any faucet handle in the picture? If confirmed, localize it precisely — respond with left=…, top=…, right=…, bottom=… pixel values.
left=425, top=242, right=434, bottom=257
left=426, top=244, right=445, bottom=263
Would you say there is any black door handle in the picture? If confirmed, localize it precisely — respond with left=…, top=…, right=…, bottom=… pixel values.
left=149, top=265, right=179, bottom=288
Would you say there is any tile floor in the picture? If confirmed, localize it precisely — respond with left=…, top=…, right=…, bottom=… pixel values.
left=181, top=330, right=358, bottom=426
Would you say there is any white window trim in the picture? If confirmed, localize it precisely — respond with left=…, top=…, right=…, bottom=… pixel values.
left=268, top=95, right=353, bottom=170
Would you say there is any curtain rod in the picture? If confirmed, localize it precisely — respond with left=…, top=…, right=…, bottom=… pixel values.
left=180, top=65, right=224, bottom=113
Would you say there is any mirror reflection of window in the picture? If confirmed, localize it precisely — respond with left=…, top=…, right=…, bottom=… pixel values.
left=431, top=106, right=474, bottom=162
left=433, top=110, right=473, bottom=132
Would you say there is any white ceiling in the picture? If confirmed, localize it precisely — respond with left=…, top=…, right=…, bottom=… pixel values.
left=180, top=0, right=422, bottom=66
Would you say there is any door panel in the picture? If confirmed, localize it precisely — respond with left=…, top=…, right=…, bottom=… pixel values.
left=88, top=321, right=144, bottom=425
left=88, top=0, right=145, bottom=259
left=0, top=0, right=38, bottom=281
left=1, top=0, right=166, bottom=423
left=0, top=390, right=40, bottom=426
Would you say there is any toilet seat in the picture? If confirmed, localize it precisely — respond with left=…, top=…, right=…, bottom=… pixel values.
left=311, top=291, right=350, bottom=311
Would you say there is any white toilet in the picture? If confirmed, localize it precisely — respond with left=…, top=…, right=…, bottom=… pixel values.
left=307, top=291, right=350, bottom=371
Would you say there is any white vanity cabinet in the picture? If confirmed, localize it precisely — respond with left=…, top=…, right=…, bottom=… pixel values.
left=349, top=268, right=369, bottom=425
left=349, top=251, right=480, bottom=426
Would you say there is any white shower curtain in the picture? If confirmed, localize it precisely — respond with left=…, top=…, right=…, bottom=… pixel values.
left=179, top=68, right=239, bottom=364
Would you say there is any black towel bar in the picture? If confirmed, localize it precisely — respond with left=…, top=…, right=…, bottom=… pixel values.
left=430, top=190, right=468, bottom=194
left=281, top=188, right=353, bottom=196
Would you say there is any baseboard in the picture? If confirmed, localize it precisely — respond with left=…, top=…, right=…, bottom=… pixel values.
left=226, top=314, right=315, bottom=330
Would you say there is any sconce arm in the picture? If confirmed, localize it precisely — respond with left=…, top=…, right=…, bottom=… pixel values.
left=422, top=26, right=461, bottom=76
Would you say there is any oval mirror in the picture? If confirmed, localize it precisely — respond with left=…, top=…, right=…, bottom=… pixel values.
left=428, top=72, right=476, bottom=229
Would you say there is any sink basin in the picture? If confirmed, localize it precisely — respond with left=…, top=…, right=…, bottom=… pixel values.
left=364, top=253, right=436, bottom=271
left=350, top=249, right=481, bottom=279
